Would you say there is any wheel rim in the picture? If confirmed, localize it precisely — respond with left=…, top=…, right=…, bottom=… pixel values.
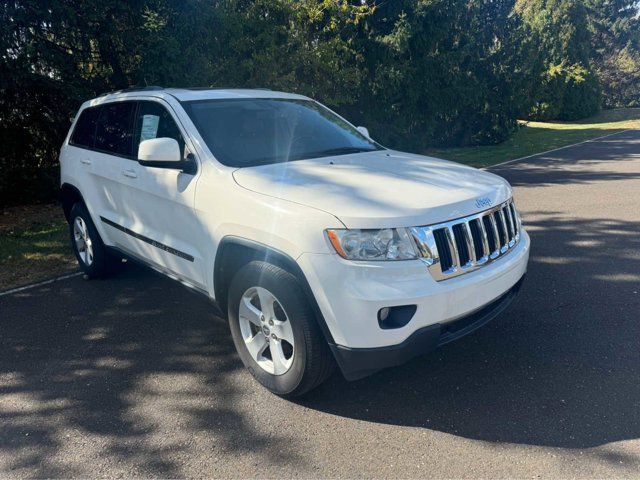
left=238, top=286, right=295, bottom=376
left=73, top=216, right=93, bottom=266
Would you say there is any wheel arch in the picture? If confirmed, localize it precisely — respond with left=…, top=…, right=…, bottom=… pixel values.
left=214, top=236, right=335, bottom=344
left=60, top=183, right=85, bottom=222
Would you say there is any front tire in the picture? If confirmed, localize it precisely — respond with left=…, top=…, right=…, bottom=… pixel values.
left=228, top=261, right=334, bottom=396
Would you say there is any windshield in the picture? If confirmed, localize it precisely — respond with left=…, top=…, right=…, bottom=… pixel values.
left=182, top=98, right=383, bottom=167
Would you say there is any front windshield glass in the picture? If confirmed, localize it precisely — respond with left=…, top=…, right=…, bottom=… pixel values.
left=182, top=98, right=383, bottom=167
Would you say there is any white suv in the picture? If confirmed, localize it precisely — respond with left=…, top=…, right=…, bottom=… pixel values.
left=60, top=87, right=530, bottom=396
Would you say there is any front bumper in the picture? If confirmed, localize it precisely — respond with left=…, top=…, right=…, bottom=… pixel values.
left=298, top=230, right=529, bottom=346
left=330, top=275, right=525, bottom=380
left=297, top=229, right=530, bottom=378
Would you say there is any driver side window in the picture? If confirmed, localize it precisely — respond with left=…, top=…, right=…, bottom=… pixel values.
left=134, top=101, right=186, bottom=158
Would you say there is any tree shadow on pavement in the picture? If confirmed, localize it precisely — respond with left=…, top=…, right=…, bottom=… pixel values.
left=2, top=130, right=639, bottom=475
left=0, top=265, right=303, bottom=477
left=299, top=213, right=640, bottom=452
left=2, top=216, right=639, bottom=476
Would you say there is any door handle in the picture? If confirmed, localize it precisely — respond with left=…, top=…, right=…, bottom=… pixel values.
left=80, top=159, right=91, bottom=165
left=122, top=169, right=138, bottom=178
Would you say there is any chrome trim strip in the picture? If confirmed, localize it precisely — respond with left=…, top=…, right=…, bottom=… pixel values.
left=505, top=204, right=516, bottom=247
left=461, top=221, right=476, bottom=265
left=498, top=209, right=509, bottom=253
left=445, top=226, right=460, bottom=271
left=411, top=199, right=521, bottom=281
left=488, top=213, right=500, bottom=259
left=510, top=203, right=520, bottom=238
left=477, top=218, right=490, bottom=264
left=409, top=226, right=437, bottom=267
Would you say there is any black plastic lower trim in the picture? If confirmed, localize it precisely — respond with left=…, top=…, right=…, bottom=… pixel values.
left=100, top=216, right=194, bottom=262
left=214, top=236, right=336, bottom=344
left=331, top=275, right=525, bottom=381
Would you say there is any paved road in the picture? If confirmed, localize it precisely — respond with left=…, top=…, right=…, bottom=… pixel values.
left=2, top=130, right=640, bottom=478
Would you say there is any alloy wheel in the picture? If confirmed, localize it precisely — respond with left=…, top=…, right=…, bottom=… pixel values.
left=238, top=286, right=295, bottom=375
left=73, top=216, right=93, bottom=266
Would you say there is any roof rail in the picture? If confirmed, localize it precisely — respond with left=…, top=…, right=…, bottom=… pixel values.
left=183, top=86, right=272, bottom=91
left=99, top=86, right=164, bottom=97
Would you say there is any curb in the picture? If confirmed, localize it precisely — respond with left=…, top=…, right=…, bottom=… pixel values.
left=0, top=272, right=82, bottom=298
left=485, top=129, right=633, bottom=170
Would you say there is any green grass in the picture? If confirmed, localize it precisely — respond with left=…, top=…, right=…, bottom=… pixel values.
left=0, top=205, right=76, bottom=291
left=426, top=108, right=640, bottom=167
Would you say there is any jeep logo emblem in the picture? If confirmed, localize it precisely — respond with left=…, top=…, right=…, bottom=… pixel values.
left=475, top=197, right=492, bottom=209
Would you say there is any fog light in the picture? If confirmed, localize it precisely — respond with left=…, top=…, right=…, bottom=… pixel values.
left=377, top=305, right=417, bottom=329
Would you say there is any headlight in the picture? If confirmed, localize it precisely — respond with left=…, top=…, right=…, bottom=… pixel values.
left=326, top=228, right=418, bottom=261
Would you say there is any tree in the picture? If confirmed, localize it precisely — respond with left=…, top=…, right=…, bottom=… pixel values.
left=587, top=0, right=640, bottom=107
left=515, top=0, right=601, bottom=120
left=1, top=0, right=637, bottom=205
left=354, top=0, right=529, bottom=149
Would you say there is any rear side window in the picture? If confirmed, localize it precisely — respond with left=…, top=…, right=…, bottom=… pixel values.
left=94, top=101, right=136, bottom=157
left=134, top=101, right=185, bottom=157
left=70, top=107, right=100, bottom=148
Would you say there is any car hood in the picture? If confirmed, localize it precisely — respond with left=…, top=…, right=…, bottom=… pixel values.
left=232, top=150, right=512, bottom=229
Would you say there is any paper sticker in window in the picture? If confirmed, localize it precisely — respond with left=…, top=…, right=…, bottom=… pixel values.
left=140, top=115, right=160, bottom=142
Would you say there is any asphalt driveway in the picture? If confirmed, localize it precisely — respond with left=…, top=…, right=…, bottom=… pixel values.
left=1, top=130, right=640, bottom=478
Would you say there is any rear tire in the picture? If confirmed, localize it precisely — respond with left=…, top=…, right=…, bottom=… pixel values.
left=69, top=202, right=119, bottom=278
left=228, top=261, right=334, bottom=396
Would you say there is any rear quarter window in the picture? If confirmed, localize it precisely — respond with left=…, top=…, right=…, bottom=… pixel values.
left=70, top=107, right=100, bottom=148
left=94, top=102, right=136, bottom=157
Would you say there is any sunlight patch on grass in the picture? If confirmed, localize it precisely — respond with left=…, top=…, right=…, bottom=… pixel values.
left=0, top=204, right=76, bottom=291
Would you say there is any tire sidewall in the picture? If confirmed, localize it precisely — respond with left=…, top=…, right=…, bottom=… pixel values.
left=69, top=203, right=105, bottom=277
left=228, top=262, right=310, bottom=395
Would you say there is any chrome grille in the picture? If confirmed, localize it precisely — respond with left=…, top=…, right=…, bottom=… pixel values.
left=410, top=199, right=521, bottom=281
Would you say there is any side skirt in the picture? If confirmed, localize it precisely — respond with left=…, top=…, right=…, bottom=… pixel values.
left=108, top=245, right=221, bottom=313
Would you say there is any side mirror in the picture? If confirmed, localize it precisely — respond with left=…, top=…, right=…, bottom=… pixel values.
left=356, top=126, right=371, bottom=139
left=137, top=138, right=196, bottom=175
left=138, top=138, right=181, bottom=162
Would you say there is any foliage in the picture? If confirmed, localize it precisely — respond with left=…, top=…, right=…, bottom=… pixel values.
left=597, top=46, right=640, bottom=108
left=514, top=0, right=601, bottom=120
left=587, top=0, right=640, bottom=108
left=515, top=0, right=640, bottom=119
left=0, top=0, right=638, bottom=205
left=355, top=0, right=529, bottom=149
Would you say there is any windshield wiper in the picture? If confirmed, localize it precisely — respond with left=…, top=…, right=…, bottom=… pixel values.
left=310, top=146, right=376, bottom=158
left=238, top=146, right=380, bottom=167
